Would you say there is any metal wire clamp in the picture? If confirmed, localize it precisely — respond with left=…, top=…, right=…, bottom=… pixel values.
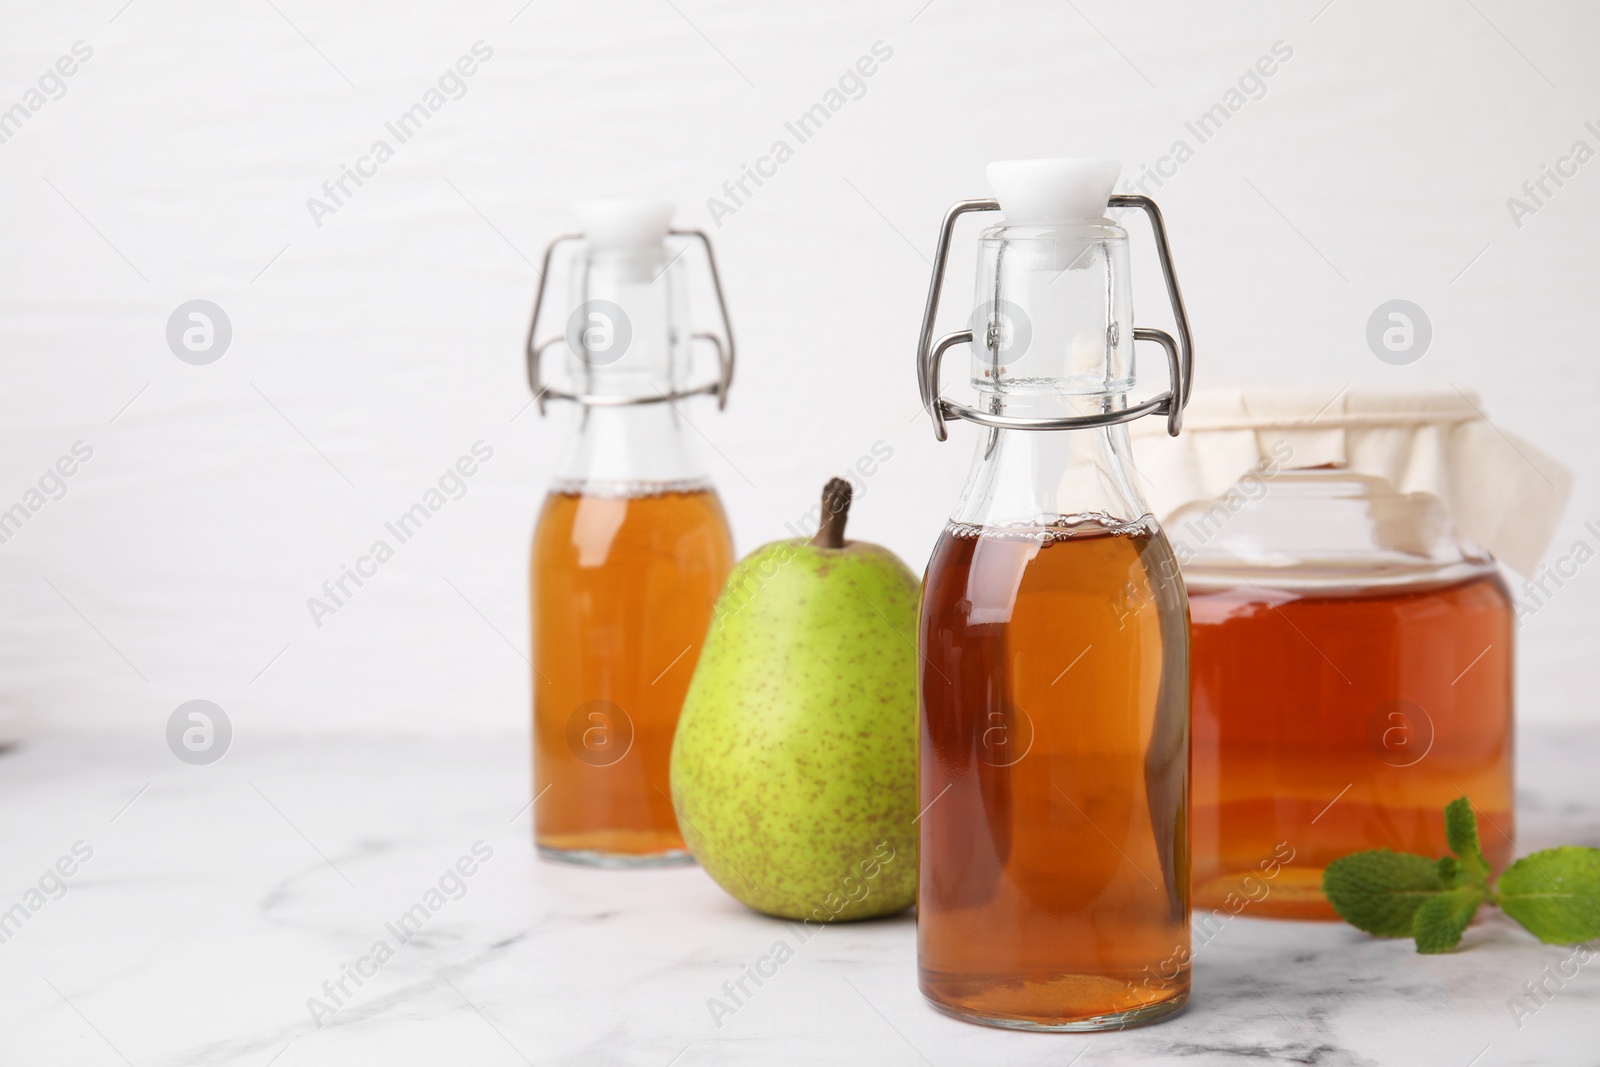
left=524, top=229, right=736, bottom=414
left=915, top=195, right=1193, bottom=442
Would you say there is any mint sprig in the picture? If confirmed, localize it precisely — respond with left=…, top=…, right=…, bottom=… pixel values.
left=1323, top=796, right=1600, bottom=953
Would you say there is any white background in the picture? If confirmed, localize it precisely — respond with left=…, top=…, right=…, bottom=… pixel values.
left=1, top=0, right=1595, bottom=736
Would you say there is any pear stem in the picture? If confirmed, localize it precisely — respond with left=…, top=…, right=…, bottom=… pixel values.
left=811, top=477, right=852, bottom=549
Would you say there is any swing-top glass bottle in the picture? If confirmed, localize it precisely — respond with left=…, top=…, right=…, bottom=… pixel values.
left=913, top=159, right=1196, bottom=1029
left=525, top=201, right=736, bottom=867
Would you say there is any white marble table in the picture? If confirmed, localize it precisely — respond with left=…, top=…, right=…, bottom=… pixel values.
left=1, top=727, right=1595, bottom=1067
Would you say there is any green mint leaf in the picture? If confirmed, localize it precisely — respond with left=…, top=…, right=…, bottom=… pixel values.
left=1497, top=846, right=1600, bottom=945
left=1413, top=885, right=1487, bottom=953
left=1444, top=796, right=1491, bottom=882
left=1323, top=849, right=1449, bottom=937
left=1436, top=855, right=1462, bottom=886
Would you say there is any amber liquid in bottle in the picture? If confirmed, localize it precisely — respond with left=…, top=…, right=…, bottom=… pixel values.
left=919, top=517, right=1191, bottom=1029
left=1189, top=569, right=1514, bottom=919
left=532, top=484, right=733, bottom=862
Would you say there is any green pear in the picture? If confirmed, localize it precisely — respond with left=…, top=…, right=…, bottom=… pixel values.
left=671, top=478, right=918, bottom=921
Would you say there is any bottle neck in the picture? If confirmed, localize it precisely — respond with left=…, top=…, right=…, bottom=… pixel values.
left=971, top=219, right=1132, bottom=404
left=951, top=421, right=1151, bottom=530
left=551, top=240, right=715, bottom=494
left=570, top=245, right=688, bottom=402
left=552, top=403, right=711, bottom=494
left=951, top=216, right=1151, bottom=529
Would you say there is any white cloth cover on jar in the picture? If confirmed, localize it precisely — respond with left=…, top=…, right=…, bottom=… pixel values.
left=1128, top=388, right=1571, bottom=578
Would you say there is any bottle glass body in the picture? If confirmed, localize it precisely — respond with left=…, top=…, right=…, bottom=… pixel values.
left=917, top=217, right=1191, bottom=1030
left=1184, top=469, right=1513, bottom=918
left=531, top=242, right=734, bottom=866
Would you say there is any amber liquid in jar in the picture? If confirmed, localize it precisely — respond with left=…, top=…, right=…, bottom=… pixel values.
left=532, top=484, right=733, bottom=862
left=1190, top=569, right=1514, bottom=919
left=918, top=517, right=1190, bottom=1029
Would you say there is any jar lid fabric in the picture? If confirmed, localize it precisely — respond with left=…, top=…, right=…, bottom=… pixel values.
left=1128, top=387, right=1571, bottom=577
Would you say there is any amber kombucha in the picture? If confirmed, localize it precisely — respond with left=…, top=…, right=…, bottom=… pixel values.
left=918, top=518, right=1190, bottom=1029
left=532, top=484, right=733, bottom=863
left=1190, top=569, right=1513, bottom=919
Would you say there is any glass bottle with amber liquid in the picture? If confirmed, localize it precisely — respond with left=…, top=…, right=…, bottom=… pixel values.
left=525, top=201, right=736, bottom=867
left=913, top=159, right=1195, bottom=1029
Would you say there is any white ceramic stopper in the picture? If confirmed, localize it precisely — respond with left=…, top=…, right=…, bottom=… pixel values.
left=985, top=158, right=1122, bottom=225
left=575, top=199, right=673, bottom=252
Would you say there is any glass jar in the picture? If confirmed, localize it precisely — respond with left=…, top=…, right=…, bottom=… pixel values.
left=1176, top=464, right=1514, bottom=918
